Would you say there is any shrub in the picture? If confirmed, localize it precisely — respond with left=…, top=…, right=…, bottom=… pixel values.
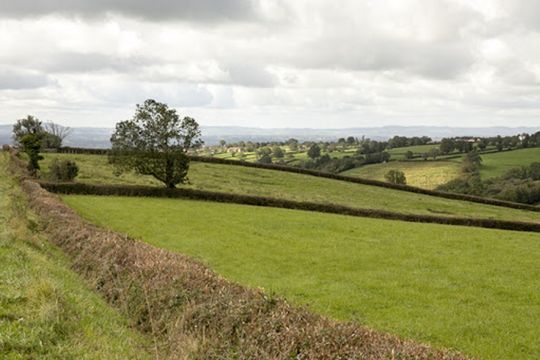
left=385, top=170, right=407, bottom=185
left=49, top=159, right=79, bottom=182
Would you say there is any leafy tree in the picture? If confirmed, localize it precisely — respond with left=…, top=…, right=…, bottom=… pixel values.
left=439, top=138, right=455, bottom=154
left=257, top=154, right=272, bottom=164
left=346, top=136, right=356, bottom=145
left=272, top=146, right=284, bottom=158
left=109, top=99, right=202, bottom=188
left=404, top=150, right=414, bottom=159
left=20, top=134, right=44, bottom=174
left=13, top=115, right=43, bottom=144
left=428, top=148, right=440, bottom=160
left=384, top=170, right=407, bottom=185
left=287, top=138, right=298, bottom=152
left=307, top=144, right=321, bottom=159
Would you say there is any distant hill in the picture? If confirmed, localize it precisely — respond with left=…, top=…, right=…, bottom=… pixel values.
left=1, top=124, right=539, bottom=148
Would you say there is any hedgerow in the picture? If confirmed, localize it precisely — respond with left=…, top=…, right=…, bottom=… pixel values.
left=38, top=181, right=540, bottom=233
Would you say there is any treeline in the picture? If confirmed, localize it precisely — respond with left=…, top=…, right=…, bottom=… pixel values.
left=438, top=131, right=540, bottom=154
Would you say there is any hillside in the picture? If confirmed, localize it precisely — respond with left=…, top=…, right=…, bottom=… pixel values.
left=40, top=153, right=540, bottom=224
left=342, top=159, right=462, bottom=189
left=0, top=153, right=151, bottom=359
left=63, top=194, right=540, bottom=360
left=480, top=148, right=540, bottom=179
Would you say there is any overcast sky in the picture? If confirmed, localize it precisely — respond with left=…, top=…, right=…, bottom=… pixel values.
left=0, top=0, right=539, bottom=128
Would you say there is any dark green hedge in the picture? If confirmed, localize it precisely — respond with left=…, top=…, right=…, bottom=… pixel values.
left=39, top=181, right=540, bottom=233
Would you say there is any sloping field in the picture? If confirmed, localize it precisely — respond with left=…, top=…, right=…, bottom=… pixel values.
left=480, top=148, right=540, bottom=179
left=342, top=160, right=462, bottom=189
left=63, top=194, right=540, bottom=360
left=0, top=154, right=150, bottom=359
left=40, top=153, right=540, bottom=224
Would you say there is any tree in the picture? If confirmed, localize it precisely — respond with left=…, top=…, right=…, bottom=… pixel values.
left=307, top=144, right=321, bottom=159
left=404, top=150, right=414, bottom=159
left=109, top=99, right=202, bottom=188
left=43, top=122, right=71, bottom=149
left=20, top=134, right=44, bottom=175
left=272, top=146, right=284, bottom=159
left=385, top=170, right=407, bottom=185
left=428, top=148, right=440, bottom=160
left=439, top=138, right=455, bottom=154
left=13, top=115, right=43, bottom=144
left=257, top=154, right=272, bottom=164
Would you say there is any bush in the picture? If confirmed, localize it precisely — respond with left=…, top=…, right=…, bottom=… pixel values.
left=49, top=159, right=79, bottom=182
left=385, top=170, right=406, bottom=185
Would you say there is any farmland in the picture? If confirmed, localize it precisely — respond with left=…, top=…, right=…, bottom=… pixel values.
left=480, top=147, right=540, bottom=179
left=63, top=194, right=540, bottom=360
left=0, top=153, right=150, bottom=359
left=39, top=153, right=540, bottom=224
left=342, top=159, right=462, bottom=189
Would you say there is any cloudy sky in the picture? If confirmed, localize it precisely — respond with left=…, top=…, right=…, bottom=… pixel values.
left=0, top=0, right=539, bottom=128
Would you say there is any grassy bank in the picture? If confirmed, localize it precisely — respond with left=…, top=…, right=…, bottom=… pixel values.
left=63, top=194, right=540, bottom=360
left=40, top=153, right=540, bottom=224
left=0, top=153, right=151, bottom=359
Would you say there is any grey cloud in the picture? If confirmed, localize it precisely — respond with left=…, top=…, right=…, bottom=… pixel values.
left=296, top=37, right=474, bottom=80
left=0, top=68, right=52, bottom=90
left=0, top=0, right=257, bottom=22
left=226, top=64, right=276, bottom=87
left=38, top=52, right=156, bottom=74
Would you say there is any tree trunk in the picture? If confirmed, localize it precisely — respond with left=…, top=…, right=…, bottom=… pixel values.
left=165, top=158, right=175, bottom=188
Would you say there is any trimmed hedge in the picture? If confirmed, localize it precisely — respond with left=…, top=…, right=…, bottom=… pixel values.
left=39, top=181, right=540, bottom=233
left=55, top=147, right=539, bottom=212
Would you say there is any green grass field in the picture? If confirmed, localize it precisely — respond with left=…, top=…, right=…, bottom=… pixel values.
left=386, top=144, right=440, bottom=159
left=480, top=148, right=540, bottom=179
left=39, top=153, right=540, bottom=224
left=0, top=154, right=150, bottom=359
left=342, top=160, right=462, bottom=189
left=62, top=195, right=540, bottom=360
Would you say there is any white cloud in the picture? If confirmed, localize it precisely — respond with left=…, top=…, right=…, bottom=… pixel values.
left=0, top=0, right=539, bottom=128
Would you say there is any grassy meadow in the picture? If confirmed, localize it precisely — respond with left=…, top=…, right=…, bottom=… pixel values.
left=40, top=153, right=540, bottom=224
left=342, top=159, right=462, bottom=189
left=480, top=147, right=540, bottom=179
left=63, top=194, right=540, bottom=360
left=0, top=154, right=150, bottom=359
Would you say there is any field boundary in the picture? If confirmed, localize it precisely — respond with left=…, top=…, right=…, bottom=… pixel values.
left=39, top=181, right=540, bottom=233
left=54, top=147, right=540, bottom=212
left=6, top=157, right=467, bottom=358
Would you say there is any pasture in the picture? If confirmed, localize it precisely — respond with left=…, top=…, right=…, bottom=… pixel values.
left=63, top=194, right=540, bottom=360
left=480, top=147, right=540, bottom=179
left=342, top=160, right=462, bottom=189
left=0, top=153, right=150, bottom=359
left=40, top=153, right=540, bottom=224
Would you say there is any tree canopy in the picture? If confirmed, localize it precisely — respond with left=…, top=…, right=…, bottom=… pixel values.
left=109, top=99, right=203, bottom=188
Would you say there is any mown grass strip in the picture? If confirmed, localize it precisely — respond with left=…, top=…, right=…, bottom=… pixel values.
left=39, top=181, right=540, bottom=233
